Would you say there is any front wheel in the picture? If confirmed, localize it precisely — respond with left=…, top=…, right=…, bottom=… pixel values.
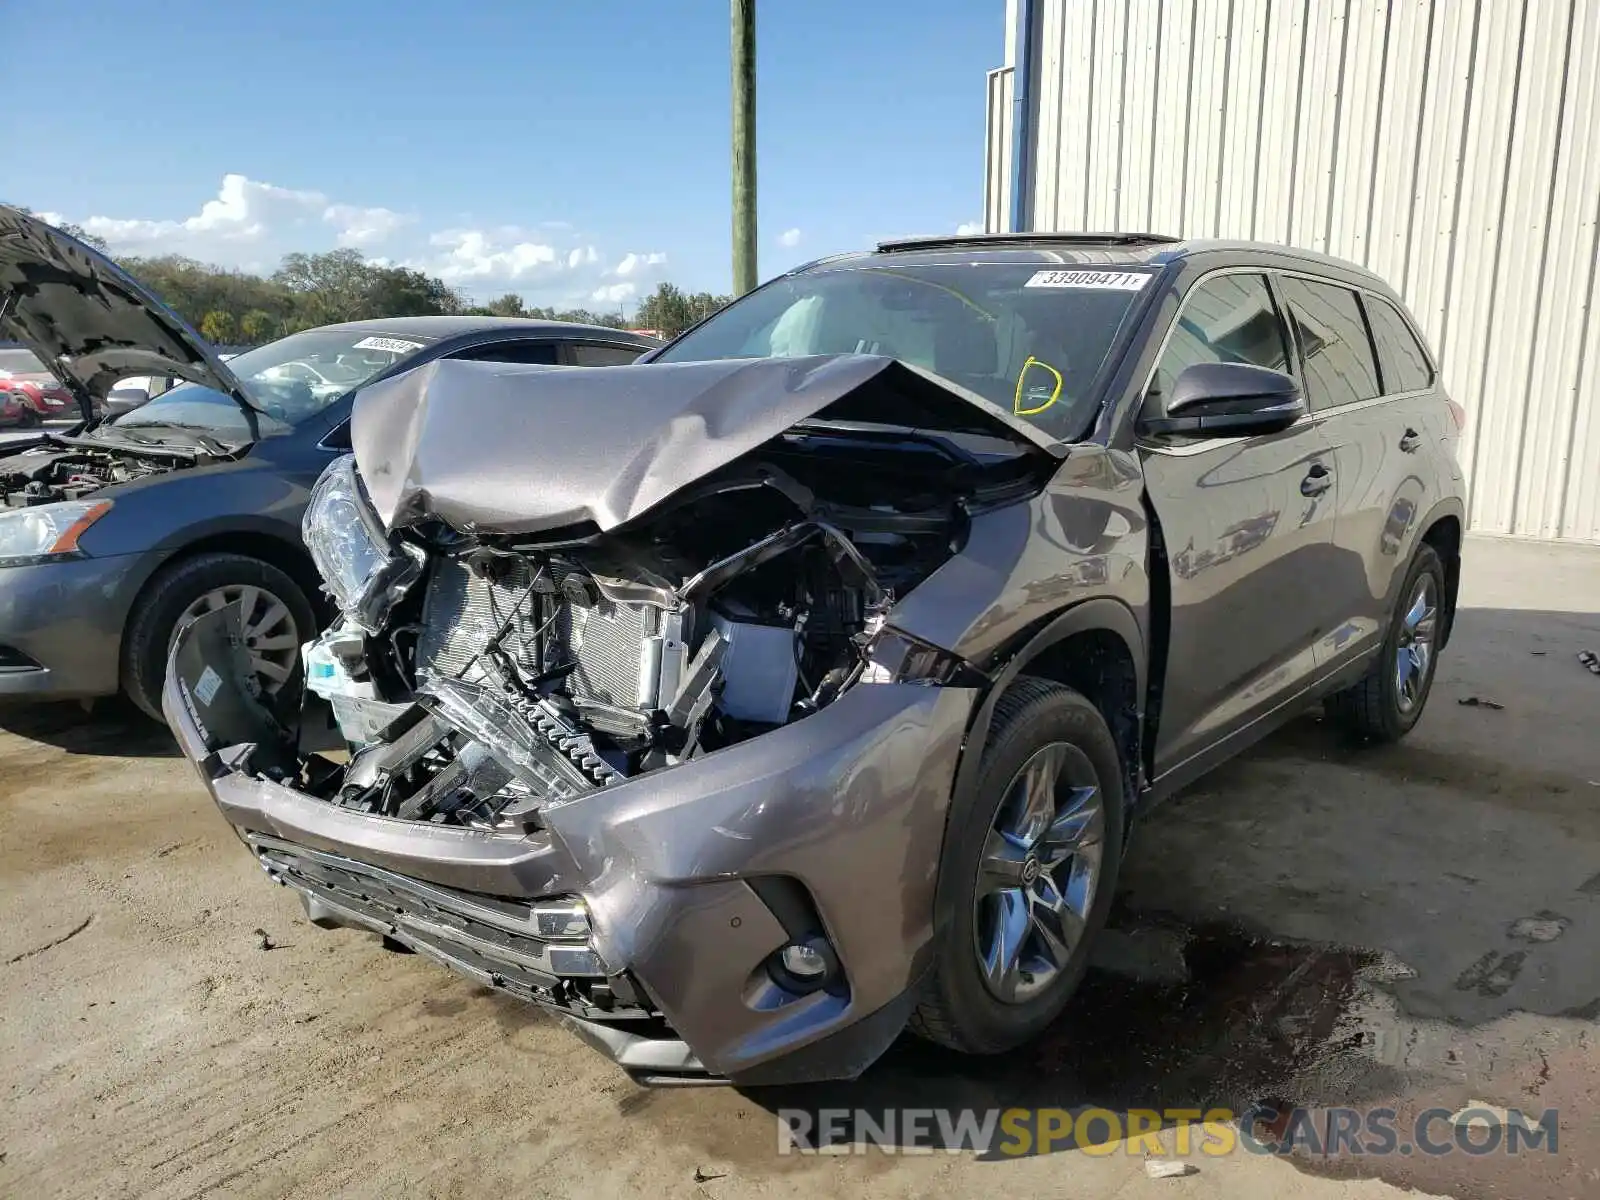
left=1325, top=542, right=1446, bottom=742
left=121, top=552, right=314, bottom=723
left=911, top=677, right=1125, bottom=1055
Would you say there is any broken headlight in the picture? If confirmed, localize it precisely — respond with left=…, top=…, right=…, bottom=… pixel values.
left=302, top=453, right=422, bottom=633
left=859, top=626, right=986, bottom=687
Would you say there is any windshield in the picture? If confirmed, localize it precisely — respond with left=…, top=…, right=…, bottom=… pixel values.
left=652, top=263, right=1152, bottom=438
left=113, top=328, right=434, bottom=439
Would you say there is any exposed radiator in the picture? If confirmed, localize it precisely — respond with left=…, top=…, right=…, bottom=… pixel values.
left=417, top=559, right=664, bottom=709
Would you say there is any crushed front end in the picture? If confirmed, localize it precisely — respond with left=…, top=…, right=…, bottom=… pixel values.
left=165, top=356, right=1059, bottom=1085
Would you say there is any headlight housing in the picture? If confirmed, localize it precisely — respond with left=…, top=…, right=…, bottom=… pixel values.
left=859, top=625, right=986, bottom=687
left=303, top=454, right=421, bottom=633
left=0, top=501, right=113, bottom=566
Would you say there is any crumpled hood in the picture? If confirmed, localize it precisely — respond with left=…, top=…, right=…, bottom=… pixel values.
left=351, top=353, right=1063, bottom=536
left=0, top=205, right=252, bottom=421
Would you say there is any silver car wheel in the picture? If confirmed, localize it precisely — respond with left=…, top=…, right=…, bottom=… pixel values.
left=1394, top=575, right=1438, bottom=714
left=175, top=584, right=300, bottom=694
left=973, top=741, right=1105, bottom=1004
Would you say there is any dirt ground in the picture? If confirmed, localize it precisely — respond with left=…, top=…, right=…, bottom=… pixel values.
left=2, top=534, right=1596, bottom=1200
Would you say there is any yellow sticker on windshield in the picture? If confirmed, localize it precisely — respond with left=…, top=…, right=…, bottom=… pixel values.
left=1014, top=356, right=1063, bottom=416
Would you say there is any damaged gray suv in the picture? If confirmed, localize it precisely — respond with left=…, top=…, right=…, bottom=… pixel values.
left=164, top=232, right=1467, bottom=1086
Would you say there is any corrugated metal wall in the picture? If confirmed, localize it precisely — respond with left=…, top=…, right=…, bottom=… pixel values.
left=986, top=0, right=1600, bottom=541
left=985, top=67, right=1014, bottom=233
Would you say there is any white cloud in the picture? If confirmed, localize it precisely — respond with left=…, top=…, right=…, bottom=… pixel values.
left=52, top=173, right=663, bottom=308
left=324, top=203, right=410, bottom=247
left=425, top=228, right=560, bottom=282
left=187, top=174, right=325, bottom=236
left=777, top=227, right=802, bottom=248
left=77, top=173, right=331, bottom=251
left=613, top=251, right=666, bottom=277
left=956, top=220, right=984, bottom=235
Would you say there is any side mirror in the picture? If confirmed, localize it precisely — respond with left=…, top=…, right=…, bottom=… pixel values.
left=1139, top=362, right=1305, bottom=438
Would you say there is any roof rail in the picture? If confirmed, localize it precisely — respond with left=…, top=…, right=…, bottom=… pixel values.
left=875, top=231, right=1183, bottom=253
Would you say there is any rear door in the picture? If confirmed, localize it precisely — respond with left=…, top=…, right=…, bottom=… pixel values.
left=1276, top=277, right=1442, bottom=671
left=1137, top=271, right=1341, bottom=780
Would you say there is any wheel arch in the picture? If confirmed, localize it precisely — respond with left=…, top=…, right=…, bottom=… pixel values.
left=116, top=524, right=325, bottom=666
left=961, top=597, right=1147, bottom=808
left=1394, top=497, right=1464, bottom=649
left=1416, top=505, right=1463, bottom=649
left=153, top=528, right=322, bottom=609
left=932, top=599, right=1147, bottom=929
left=116, top=527, right=323, bottom=718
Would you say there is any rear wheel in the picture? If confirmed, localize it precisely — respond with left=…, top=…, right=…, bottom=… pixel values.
left=1325, top=543, right=1445, bottom=742
left=911, top=677, right=1124, bottom=1054
left=121, top=552, right=314, bottom=722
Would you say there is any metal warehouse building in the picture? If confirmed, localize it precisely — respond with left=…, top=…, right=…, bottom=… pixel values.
left=984, top=0, right=1600, bottom=542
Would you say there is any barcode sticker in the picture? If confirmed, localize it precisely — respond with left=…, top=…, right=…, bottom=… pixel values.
left=352, top=336, right=426, bottom=354
left=194, top=666, right=222, bottom=706
left=1024, top=270, right=1151, bottom=291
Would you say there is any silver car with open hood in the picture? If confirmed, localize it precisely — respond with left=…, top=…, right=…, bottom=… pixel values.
left=166, top=234, right=1468, bottom=1085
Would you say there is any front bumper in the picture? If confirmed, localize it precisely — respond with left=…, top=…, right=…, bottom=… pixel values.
left=0, top=554, right=142, bottom=700
left=164, top=626, right=977, bottom=1085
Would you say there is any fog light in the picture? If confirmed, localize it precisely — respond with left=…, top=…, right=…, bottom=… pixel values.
left=780, top=942, right=830, bottom=979
left=533, top=900, right=590, bottom=940
left=768, top=935, right=842, bottom=994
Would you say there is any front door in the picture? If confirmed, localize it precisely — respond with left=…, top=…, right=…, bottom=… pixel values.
left=1135, top=271, right=1342, bottom=781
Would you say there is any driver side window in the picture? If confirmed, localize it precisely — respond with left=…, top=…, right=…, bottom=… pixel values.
left=1153, top=274, right=1290, bottom=402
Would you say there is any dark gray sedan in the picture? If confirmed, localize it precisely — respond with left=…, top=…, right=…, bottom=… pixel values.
left=0, top=206, right=656, bottom=717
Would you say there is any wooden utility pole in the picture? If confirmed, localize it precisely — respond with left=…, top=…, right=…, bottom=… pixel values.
left=731, top=0, right=757, bottom=295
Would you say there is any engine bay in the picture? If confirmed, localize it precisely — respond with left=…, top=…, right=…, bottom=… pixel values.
left=290, top=428, right=1034, bottom=831
left=0, top=447, right=181, bottom=507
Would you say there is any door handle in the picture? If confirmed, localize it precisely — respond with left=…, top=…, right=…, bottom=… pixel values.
left=1301, top=463, right=1333, bottom=497
left=1399, top=428, right=1422, bottom=452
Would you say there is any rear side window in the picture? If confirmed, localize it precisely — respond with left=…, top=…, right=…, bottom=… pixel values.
left=1153, top=273, right=1291, bottom=399
left=1277, top=278, right=1382, bottom=410
left=452, top=340, right=560, bottom=365
left=568, top=343, right=645, bottom=366
left=1364, top=296, right=1435, bottom=393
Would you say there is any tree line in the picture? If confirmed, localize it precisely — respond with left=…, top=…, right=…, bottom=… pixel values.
left=7, top=206, right=732, bottom=342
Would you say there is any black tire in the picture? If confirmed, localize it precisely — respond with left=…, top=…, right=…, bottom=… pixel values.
left=1326, top=542, right=1446, bottom=743
left=121, top=552, right=315, bottom=723
left=911, top=676, right=1125, bottom=1054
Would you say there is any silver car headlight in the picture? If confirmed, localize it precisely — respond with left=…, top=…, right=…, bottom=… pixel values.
left=303, top=454, right=422, bottom=633
left=0, top=500, right=113, bottom=566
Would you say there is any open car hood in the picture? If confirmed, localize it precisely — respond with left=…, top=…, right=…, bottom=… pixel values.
left=351, top=353, right=1065, bottom=536
left=0, top=206, right=255, bottom=423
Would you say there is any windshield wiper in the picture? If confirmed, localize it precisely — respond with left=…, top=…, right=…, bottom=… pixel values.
left=113, top=421, right=239, bottom=455
left=93, top=426, right=164, bottom=447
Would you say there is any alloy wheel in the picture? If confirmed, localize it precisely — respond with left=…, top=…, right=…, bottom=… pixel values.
left=174, top=584, right=301, bottom=694
left=1394, top=575, right=1438, bottom=714
left=973, top=741, right=1105, bottom=1004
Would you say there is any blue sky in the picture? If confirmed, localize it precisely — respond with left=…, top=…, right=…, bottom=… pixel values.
left=2, top=0, right=1001, bottom=311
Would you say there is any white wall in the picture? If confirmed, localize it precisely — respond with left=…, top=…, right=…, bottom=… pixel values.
left=987, top=0, right=1600, bottom=542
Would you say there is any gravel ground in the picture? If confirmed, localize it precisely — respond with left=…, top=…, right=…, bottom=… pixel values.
left=1, top=534, right=1596, bottom=1200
